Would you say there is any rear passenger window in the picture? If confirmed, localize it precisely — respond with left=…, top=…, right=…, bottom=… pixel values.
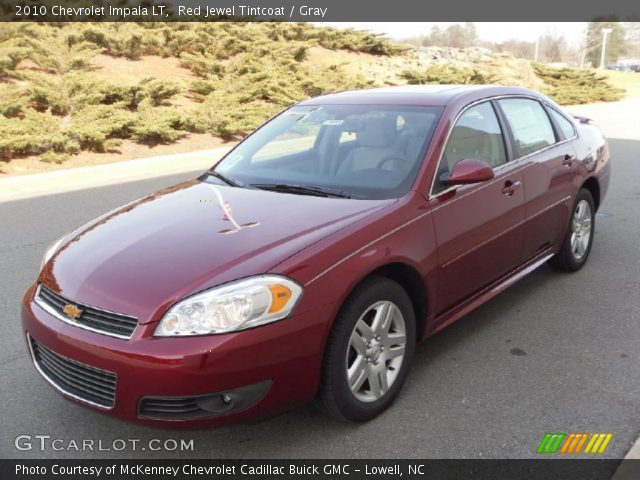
left=434, top=102, right=506, bottom=193
left=548, top=107, right=576, bottom=139
left=498, top=98, right=556, bottom=157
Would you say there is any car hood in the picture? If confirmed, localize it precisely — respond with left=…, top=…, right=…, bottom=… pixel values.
left=40, top=180, right=394, bottom=323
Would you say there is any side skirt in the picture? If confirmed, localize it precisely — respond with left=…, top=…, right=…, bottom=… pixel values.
left=425, top=249, right=555, bottom=338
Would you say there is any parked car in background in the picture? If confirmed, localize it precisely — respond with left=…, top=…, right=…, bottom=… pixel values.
left=23, top=85, right=610, bottom=426
left=607, top=62, right=640, bottom=72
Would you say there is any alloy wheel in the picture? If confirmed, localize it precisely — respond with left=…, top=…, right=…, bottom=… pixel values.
left=346, top=301, right=407, bottom=403
left=570, top=199, right=592, bottom=260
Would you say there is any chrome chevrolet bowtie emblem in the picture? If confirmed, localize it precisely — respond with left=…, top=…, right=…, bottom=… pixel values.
left=62, top=303, right=83, bottom=319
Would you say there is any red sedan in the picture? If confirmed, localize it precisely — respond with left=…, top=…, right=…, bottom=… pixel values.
left=22, top=85, right=610, bottom=426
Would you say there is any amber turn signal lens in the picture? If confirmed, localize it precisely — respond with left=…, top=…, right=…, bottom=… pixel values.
left=268, top=284, right=292, bottom=313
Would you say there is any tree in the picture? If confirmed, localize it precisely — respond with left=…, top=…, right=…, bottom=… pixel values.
left=496, top=39, right=535, bottom=59
left=622, top=22, right=640, bottom=58
left=585, top=20, right=626, bottom=67
left=421, top=26, right=444, bottom=47
left=421, top=23, right=478, bottom=48
left=538, top=33, right=567, bottom=63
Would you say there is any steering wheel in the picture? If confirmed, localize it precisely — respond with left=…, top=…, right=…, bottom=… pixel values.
left=376, top=156, right=411, bottom=171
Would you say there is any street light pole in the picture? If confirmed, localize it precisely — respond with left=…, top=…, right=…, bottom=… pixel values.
left=599, top=28, right=613, bottom=69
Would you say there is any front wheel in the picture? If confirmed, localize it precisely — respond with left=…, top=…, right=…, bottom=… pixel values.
left=549, top=188, right=595, bottom=272
left=316, top=276, right=416, bottom=422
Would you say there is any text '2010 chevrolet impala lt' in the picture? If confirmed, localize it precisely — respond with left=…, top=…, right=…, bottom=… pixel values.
left=23, top=85, right=610, bottom=426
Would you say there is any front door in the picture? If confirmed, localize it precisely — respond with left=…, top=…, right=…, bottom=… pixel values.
left=429, top=101, right=525, bottom=315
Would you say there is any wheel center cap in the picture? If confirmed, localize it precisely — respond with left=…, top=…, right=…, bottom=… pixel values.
left=368, top=341, right=382, bottom=362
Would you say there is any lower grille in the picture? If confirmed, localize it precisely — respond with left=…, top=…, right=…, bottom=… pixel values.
left=138, top=381, right=272, bottom=420
left=139, top=396, right=209, bottom=419
left=29, top=336, right=116, bottom=409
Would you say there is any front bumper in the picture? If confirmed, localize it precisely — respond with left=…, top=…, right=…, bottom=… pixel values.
left=21, top=284, right=333, bottom=427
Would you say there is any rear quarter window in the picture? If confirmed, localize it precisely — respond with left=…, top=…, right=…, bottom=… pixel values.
left=547, top=107, right=577, bottom=140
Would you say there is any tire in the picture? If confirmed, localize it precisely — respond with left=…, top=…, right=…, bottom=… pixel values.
left=316, top=276, right=416, bottom=422
left=549, top=188, right=596, bottom=272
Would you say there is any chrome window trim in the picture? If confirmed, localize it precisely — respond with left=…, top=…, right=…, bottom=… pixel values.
left=428, top=94, right=577, bottom=200
left=27, top=334, right=115, bottom=410
left=34, top=284, right=135, bottom=340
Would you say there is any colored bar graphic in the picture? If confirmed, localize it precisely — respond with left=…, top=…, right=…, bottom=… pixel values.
left=560, top=434, right=576, bottom=453
left=561, top=433, right=590, bottom=453
left=538, top=433, right=613, bottom=454
left=537, top=433, right=566, bottom=453
left=574, top=433, right=589, bottom=453
left=584, top=433, right=614, bottom=454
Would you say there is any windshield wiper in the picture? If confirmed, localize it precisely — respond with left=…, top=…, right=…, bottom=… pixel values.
left=251, top=183, right=351, bottom=199
left=204, top=170, right=244, bottom=188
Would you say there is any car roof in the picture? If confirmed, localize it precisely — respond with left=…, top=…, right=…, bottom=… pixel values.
left=298, top=84, right=543, bottom=107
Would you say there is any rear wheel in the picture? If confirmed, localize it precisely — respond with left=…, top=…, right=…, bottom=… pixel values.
left=316, top=276, right=416, bottom=422
left=549, top=188, right=595, bottom=272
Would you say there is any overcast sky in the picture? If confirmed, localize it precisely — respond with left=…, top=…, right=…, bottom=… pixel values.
left=323, top=22, right=588, bottom=46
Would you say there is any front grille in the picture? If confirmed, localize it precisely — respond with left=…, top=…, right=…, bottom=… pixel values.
left=29, top=337, right=116, bottom=409
left=36, top=285, right=137, bottom=339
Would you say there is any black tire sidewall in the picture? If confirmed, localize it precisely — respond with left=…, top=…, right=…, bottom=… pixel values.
left=322, top=277, right=416, bottom=422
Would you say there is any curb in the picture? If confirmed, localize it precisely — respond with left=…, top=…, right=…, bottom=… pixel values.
left=0, top=146, right=232, bottom=203
left=611, top=435, right=640, bottom=480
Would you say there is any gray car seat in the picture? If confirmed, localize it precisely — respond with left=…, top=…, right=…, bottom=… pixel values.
left=337, top=116, right=401, bottom=175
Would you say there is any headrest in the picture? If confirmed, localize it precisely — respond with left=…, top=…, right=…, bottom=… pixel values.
left=447, top=126, right=488, bottom=157
left=355, top=115, right=396, bottom=147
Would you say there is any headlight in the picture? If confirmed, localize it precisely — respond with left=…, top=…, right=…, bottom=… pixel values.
left=40, top=236, right=65, bottom=270
left=154, top=275, right=303, bottom=336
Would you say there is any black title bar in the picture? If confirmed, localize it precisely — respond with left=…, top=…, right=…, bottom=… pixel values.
left=2, top=459, right=640, bottom=480
left=3, top=0, right=640, bottom=22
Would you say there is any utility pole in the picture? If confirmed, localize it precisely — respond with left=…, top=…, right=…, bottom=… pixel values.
left=599, top=28, right=613, bottom=69
left=534, top=36, right=540, bottom=62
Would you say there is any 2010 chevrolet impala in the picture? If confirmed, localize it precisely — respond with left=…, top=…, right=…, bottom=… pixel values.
left=22, top=85, right=610, bottom=426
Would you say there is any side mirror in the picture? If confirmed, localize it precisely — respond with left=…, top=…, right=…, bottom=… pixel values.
left=442, top=158, right=494, bottom=185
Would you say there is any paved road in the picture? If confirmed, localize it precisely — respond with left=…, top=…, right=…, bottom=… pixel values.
left=1, top=102, right=639, bottom=460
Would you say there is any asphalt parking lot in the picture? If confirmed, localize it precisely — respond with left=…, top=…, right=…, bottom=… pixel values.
left=1, top=101, right=638, bottom=460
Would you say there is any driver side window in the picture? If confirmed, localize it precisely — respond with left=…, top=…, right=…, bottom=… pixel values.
left=434, top=101, right=506, bottom=193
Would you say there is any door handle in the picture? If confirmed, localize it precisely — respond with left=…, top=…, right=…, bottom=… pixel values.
left=563, top=154, right=575, bottom=167
left=501, top=180, right=521, bottom=196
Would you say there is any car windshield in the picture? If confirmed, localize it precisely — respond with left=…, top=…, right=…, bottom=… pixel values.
left=212, top=104, right=443, bottom=200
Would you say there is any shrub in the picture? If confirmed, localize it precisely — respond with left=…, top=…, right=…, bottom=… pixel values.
left=0, top=111, right=73, bottom=159
left=0, top=84, right=27, bottom=118
left=0, top=42, right=31, bottom=78
left=25, top=34, right=102, bottom=74
left=140, top=78, right=181, bottom=106
left=132, top=104, right=186, bottom=144
left=179, top=52, right=225, bottom=78
left=533, top=63, right=624, bottom=105
left=68, top=105, right=136, bottom=151
left=188, top=91, right=280, bottom=140
left=401, top=64, right=497, bottom=85
left=40, top=151, right=70, bottom=164
left=20, top=71, right=126, bottom=115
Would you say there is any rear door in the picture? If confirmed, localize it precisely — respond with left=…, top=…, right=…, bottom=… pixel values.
left=496, top=98, right=577, bottom=261
left=429, top=101, right=525, bottom=315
